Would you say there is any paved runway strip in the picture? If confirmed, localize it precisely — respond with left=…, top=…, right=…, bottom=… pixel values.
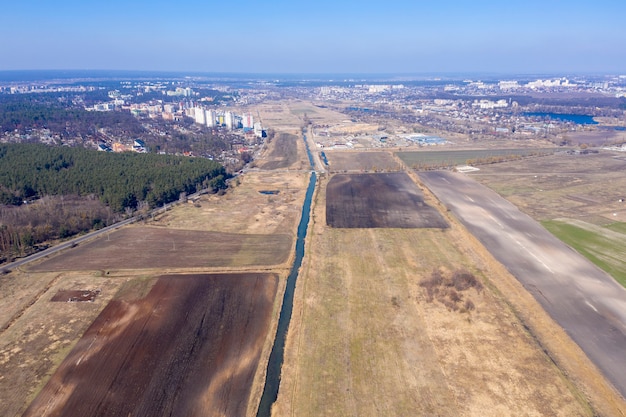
left=419, top=170, right=626, bottom=399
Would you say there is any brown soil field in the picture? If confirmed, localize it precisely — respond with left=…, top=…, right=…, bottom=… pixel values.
left=274, top=173, right=602, bottom=417
left=326, top=172, right=449, bottom=229
left=324, top=150, right=401, bottom=172
left=27, top=227, right=292, bottom=272
left=468, top=151, right=626, bottom=225
left=22, top=273, right=278, bottom=417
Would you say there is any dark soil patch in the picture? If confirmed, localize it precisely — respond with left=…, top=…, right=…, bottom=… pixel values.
left=326, top=172, right=449, bottom=228
left=420, top=269, right=483, bottom=312
left=23, top=273, right=278, bottom=417
left=28, top=227, right=292, bottom=272
left=51, top=289, right=101, bottom=302
left=325, top=151, right=400, bottom=172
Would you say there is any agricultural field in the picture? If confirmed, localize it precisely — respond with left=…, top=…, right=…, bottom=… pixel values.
left=326, top=172, right=448, bottom=229
left=323, top=150, right=401, bottom=172
left=0, top=167, right=309, bottom=417
left=27, top=227, right=292, bottom=272
left=273, top=172, right=622, bottom=417
left=22, top=273, right=277, bottom=417
left=397, top=148, right=558, bottom=169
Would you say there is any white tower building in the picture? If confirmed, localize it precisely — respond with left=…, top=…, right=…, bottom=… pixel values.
left=194, top=107, right=206, bottom=125
left=205, top=109, right=216, bottom=127
left=242, top=113, right=254, bottom=129
left=224, top=111, right=234, bottom=130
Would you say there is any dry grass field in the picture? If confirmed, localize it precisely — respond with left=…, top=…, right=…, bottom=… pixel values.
left=273, top=172, right=625, bottom=417
left=27, top=227, right=293, bottom=271
left=161, top=171, right=310, bottom=235
left=259, top=132, right=307, bottom=170
left=468, top=151, right=626, bottom=225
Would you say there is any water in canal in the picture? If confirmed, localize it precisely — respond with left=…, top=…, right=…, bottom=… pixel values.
left=256, top=131, right=316, bottom=417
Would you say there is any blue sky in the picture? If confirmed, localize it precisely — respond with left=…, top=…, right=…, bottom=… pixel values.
left=1, top=0, right=625, bottom=74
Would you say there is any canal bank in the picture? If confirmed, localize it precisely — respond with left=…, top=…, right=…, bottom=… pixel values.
left=257, top=130, right=317, bottom=417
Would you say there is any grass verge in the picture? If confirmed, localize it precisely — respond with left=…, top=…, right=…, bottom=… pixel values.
left=542, top=218, right=626, bottom=287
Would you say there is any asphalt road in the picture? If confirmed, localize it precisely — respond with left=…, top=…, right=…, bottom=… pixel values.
left=0, top=216, right=137, bottom=274
left=419, top=170, right=626, bottom=399
left=0, top=190, right=214, bottom=274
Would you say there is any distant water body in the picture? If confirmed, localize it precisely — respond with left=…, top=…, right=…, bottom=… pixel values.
left=523, top=112, right=598, bottom=125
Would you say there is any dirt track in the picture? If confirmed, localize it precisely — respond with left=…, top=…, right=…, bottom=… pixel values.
left=22, top=273, right=278, bottom=417
left=326, top=173, right=449, bottom=228
left=419, top=170, right=626, bottom=399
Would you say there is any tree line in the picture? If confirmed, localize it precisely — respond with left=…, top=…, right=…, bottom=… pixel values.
left=0, top=143, right=229, bottom=262
left=0, top=143, right=229, bottom=211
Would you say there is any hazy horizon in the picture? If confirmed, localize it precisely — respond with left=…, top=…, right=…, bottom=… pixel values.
left=0, top=69, right=622, bottom=84
left=2, top=0, right=625, bottom=74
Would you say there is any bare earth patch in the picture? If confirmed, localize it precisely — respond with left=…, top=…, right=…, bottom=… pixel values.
left=324, top=150, right=401, bottom=172
left=50, top=289, right=101, bottom=302
left=326, top=172, right=449, bottom=229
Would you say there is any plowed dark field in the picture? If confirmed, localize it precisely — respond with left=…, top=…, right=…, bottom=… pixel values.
left=326, top=172, right=449, bottom=228
left=28, top=227, right=292, bottom=271
left=324, top=151, right=400, bottom=172
left=22, top=273, right=278, bottom=417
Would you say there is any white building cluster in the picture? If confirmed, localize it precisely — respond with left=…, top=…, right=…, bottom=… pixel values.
left=472, top=99, right=509, bottom=109
left=189, top=108, right=263, bottom=137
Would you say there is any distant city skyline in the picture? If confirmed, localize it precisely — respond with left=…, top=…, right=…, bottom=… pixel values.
left=2, top=0, right=625, bottom=74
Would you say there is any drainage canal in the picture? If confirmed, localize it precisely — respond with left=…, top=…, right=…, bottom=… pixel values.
left=256, top=130, right=316, bottom=417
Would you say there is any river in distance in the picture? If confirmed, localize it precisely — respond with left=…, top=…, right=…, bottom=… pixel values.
left=523, top=112, right=598, bottom=125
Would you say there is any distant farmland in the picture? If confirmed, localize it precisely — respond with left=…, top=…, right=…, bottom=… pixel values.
left=396, top=148, right=557, bottom=169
